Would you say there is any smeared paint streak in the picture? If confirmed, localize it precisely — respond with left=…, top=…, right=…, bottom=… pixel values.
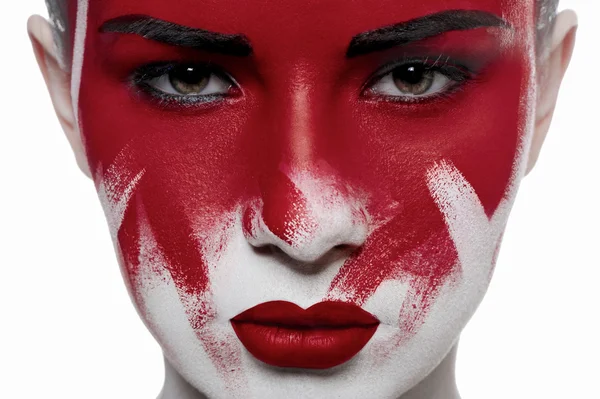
left=113, top=175, right=225, bottom=376
left=372, top=158, right=520, bottom=357
left=168, top=217, right=249, bottom=395
left=426, top=160, right=497, bottom=267
left=97, top=145, right=145, bottom=239
left=260, top=169, right=318, bottom=247
left=326, top=179, right=459, bottom=307
left=197, top=329, right=248, bottom=392
left=130, top=202, right=248, bottom=396
left=248, top=168, right=369, bottom=263
left=117, top=194, right=248, bottom=393
left=241, top=200, right=259, bottom=240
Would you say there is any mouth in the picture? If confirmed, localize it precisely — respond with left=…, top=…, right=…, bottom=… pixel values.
left=230, top=300, right=380, bottom=369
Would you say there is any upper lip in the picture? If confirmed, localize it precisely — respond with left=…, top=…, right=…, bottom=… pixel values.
left=231, top=300, right=379, bottom=328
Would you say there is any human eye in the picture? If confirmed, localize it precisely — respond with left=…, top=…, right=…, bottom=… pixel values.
left=362, top=57, right=473, bottom=102
left=132, top=62, right=238, bottom=105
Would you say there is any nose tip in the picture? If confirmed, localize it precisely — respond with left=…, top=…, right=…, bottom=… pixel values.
left=243, top=170, right=368, bottom=264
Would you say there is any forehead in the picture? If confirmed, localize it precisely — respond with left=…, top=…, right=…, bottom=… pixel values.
left=87, top=0, right=533, bottom=42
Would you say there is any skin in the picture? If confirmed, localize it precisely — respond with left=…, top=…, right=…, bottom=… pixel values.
left=28, top=1, right=577, bottom=398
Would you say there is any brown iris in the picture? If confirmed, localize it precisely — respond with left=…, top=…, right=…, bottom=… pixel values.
left=169, top=65, right=211, bottom=95
left=392, top=64, right=435, bottom=95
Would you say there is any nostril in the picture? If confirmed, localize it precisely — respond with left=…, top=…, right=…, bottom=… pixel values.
left=250, top=243, right=288, bottom=257
left=333, top=243, right=362, bottom=257
left=251, top=245, right=274, bottom=256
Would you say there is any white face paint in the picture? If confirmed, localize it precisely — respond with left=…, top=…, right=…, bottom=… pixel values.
left=72, top=0, right=538, bottom=397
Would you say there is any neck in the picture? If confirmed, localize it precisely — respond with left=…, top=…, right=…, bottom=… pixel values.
left=158, top=344, right=460, bottom=399
left=401, top=344, right=461, bottom=399
left=158, top=358, right=207, bottom=399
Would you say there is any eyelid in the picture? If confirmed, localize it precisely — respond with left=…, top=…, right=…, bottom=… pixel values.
left=130, top=61, right=241, bottom=107
left=131, top=61, right=237, bottom=86
left=361, top=55, right=473, bottom=94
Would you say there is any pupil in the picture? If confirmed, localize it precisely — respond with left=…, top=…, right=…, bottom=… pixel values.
left=175, top=66, right=206, bottom=84
left=394, top=64, right=425, bottom=85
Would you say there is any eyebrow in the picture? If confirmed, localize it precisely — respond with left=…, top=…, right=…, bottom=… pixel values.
left=346, top=9, right=510, bottom=58
left=99, top=14, right=253, bottom=57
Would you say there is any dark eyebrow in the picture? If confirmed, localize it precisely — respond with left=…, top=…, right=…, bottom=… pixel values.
left=346, top=9, right=510, bottom=58
left=99, top=14, right=253, bottom=57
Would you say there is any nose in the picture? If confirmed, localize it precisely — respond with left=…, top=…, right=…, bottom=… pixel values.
left=241, top=66, right=368, bottom=263
left=243, top=167, right=368, bottom=264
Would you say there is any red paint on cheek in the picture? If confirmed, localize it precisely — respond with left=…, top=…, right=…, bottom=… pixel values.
left=116, top=194, right=144, bottom=301
left=327, top=190, right=459, bottom=305
left=323, top=46, right=528, bottom=305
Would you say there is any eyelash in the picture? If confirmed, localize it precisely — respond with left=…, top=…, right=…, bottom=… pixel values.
left=361, top=56, right=475, bottom=103
left=130, top=56, right=475, bottom=106
left=131, top=62, right=236, bottom=107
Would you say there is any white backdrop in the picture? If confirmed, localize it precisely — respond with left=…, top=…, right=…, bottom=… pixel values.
left=0, top=1, right=597, bottom=398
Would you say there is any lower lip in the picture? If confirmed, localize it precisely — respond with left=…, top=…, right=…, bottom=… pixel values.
left=231, top=322, right=378, bottom=369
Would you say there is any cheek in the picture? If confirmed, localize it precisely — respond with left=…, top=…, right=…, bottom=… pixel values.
left=77, top=43, right=263, bottom=314
left=330, top=53, right=527, bottom=216
left=324, top=51, right=530, bottom=305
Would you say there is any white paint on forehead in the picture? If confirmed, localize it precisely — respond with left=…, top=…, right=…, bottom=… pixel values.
left=70, top=0, right=88, bottom=128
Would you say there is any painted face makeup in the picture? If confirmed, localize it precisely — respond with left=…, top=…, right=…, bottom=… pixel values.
left=71, top=0, right=537, bottom=397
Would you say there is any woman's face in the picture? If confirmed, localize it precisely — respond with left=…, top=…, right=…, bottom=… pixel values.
left=74, top=0, right=537, bottom=397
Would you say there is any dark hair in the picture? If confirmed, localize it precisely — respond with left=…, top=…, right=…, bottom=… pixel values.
left=46, top=0, right=559, bottom=70
left=45, top=0, right=72, bottom=70
left=537, top=0, right=559, bottom=54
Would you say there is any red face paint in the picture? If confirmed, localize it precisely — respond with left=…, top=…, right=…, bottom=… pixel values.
left=74, top=0, right=535, bottom=388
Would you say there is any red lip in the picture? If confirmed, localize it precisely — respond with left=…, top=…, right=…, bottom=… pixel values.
left=230, top=301, right=379, bottom=369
